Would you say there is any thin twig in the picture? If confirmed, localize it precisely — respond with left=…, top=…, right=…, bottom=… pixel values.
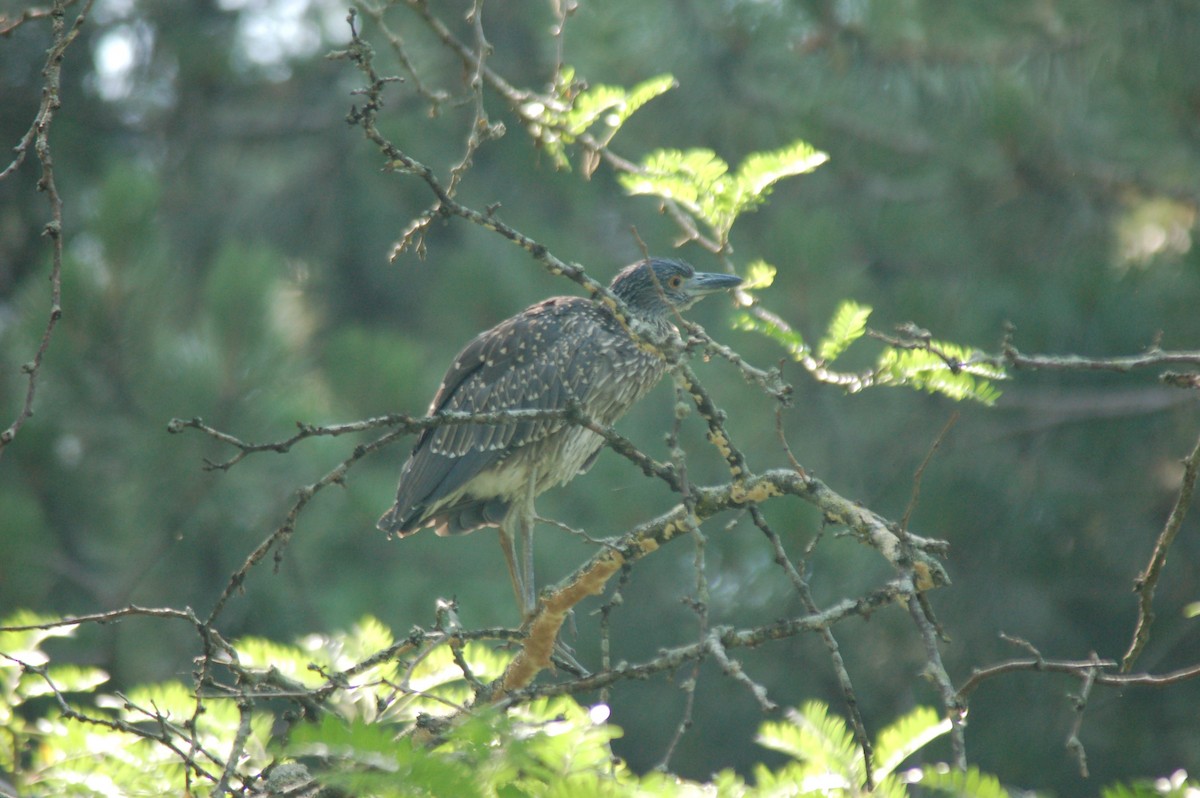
left=444, top=0, right=500, bottom=195
left=705, top=628, right=777, bottom=712
left=956, top=633, right=1200, bottom=698
left=594, top=563, right=631, bottom=708
left=673, top=362, right=752, bottom=483
left=681, top=318, right=793, bottom=402
left=998, top=337, right=1200, bottom=373
left=1122, top=426, right=1200, bottom=671
left=654, top=400, right=704, bottom=772
left=0, top=603, right=198, bottom=632
left=0, top=0, right=96, bottom=458
left=204, top=426, right=409, bottom=625
left=548, top=0, right=577, bottom=91
left=907, top=595, right=967, bottom=770
left=654, top=662, right=700, bottom=771
left=213, top=700, right=254, bottom=796
left=750, top=505, right=874, bottom=788
left=355, top=0, right=451, bottom=109
left=901, top=411, right=959, bottom=533
left=10, top=659, right=224, bottom=784
left=1065, top=652, right=1102, bottom=778
left=1, top=4, right=50, bottom=35
left=168, top=408, right=573, bottom=470
left=503, top=580, right=915, bottom=704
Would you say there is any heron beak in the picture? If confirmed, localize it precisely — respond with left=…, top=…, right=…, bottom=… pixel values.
left=685, top=272, right=744, bottom=295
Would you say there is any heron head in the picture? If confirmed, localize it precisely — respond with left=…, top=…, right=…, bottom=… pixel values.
left=609, top=258, right=743, bottom=318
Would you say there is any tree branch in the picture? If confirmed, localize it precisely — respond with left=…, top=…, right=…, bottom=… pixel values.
left=0, top=0, right=95, bottom=459
left=1122, top=426, right=1200, bottom=671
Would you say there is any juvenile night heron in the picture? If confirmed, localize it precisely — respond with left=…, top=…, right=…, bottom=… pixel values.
left=378, top=258, right=742, bottom=617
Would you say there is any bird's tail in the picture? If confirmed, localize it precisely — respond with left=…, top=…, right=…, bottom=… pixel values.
left=376, top=505, right=412, bottom=538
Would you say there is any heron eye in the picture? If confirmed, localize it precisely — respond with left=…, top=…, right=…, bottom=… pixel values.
left=667, top=274, right=684, bottom=289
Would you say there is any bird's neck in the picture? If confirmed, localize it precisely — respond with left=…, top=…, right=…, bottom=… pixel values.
left=626, top=313, right=680, bottom=351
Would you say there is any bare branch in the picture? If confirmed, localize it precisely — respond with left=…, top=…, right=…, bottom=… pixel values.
left=506, top=579, right=916, bottom=704
left=1122, top=426, right=1200, bottom=671
left=0, top=0, right=96, bottom=459
left=681, top=318, right=794, bottom=403
left=705, top=627, right=777, bottom=712
left=8, top=657, right=225, bottom=785
left=1001, top=343, right=1200, bottom=373
left=0, top=4, right=61, bottom=36
left=0, top=603, right=200, bottom=632
left=355, top=1, right=452, bottom=110
left=751, top=505, right=874, bottom=788
left=1065, top=652, right=1102, bottom=778
left=487, top=466, right=950, bottom=698
left=908, top=596, right=967, bottom=770
left=214, top=700, right=254, bottom=796
left=168, top=408, right=574, bottom=470
left=204, top=425, right=408, bottom=625
left=901, top=411, right=959, bottom=533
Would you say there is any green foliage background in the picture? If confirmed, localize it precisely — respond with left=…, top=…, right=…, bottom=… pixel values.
left=2, top=0, right=1199, bottom=795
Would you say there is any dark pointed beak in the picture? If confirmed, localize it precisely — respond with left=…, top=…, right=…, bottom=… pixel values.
left=685, top=272, right=744, bottom=295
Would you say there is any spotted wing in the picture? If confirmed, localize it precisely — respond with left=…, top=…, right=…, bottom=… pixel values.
left=379, top=297, right=623, bottom=535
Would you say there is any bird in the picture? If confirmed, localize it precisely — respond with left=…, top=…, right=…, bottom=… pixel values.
left=378, top=257, right=743, bottom=618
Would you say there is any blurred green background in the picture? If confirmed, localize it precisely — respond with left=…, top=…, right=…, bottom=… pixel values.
left=2, top=1, right=1198, bottom=794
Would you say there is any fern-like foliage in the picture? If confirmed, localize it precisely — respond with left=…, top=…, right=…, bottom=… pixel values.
left=740, top=259, right=778, bottom=291
left=618, top=140, right=827, bottom=244
left=737, top=295, right=1004, bottom=405
left=876, top=342, right=1005, bottom=404
left=872, top=706, right=953, bottom=782
left=818, top=300, right=872, bottom=363
left=756, top=701, right=949, bottom=797
left=912, top=764, right=1012, bottom=798
left=522, top=67, right=676, bottom=169
left=757, top=700, right=860, bottom=775
left=732, top=310, right=806, bottom=359
left=1, top=613, right=1191, bottom=797
left=1102, top=773, right=1200, bottom=798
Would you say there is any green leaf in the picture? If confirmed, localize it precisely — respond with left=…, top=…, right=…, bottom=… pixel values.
left=817, top=301, right=873, bottom=363
left=619, top=148, right=731, bottom=213
left=914, top=764, right=1011, bottom=798
left=741, top=259, right=776, bottom=291
left=236, top=636, right=324, bottom=687
left=287, top=712, right=402, bottom=760
left=1102, top=786, right=1149, bottom=798
left=567, top=73, right=676, bottom=136
left=732, top=311, right=805, bottom=358
left=621, top=75, right=678, bottom=119
left=620, top=140, right=826, bottom=242
left=875, top=343, right=1004, bottom=405
left=735, top=301, right=1002, bottom=404
left=30, top=717, right=192, bottom=798
left=19, top=665, right=109, bottom=698
left=734, top=140, right=829, bottom=199
left=1101, top=774, right=1200, bottom=798
left=289, top=715, right=484, bottom=798
left=872, top=705, right=952, bottom=780
left=523, top=68, right=675, bottom=169
left=705, top=768, right=748, bottom=796
left=0, top=611, right=78, bottom=668
left=756, top=701, right=859, bottom=777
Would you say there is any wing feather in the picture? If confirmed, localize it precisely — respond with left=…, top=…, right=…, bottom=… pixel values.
left=381, top=297, right=624, bottom=535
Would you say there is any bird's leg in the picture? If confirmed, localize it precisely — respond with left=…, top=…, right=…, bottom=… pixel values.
left=518, top=467, right=538, bottom=617
left=498, top=525, right=528, bottom=620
